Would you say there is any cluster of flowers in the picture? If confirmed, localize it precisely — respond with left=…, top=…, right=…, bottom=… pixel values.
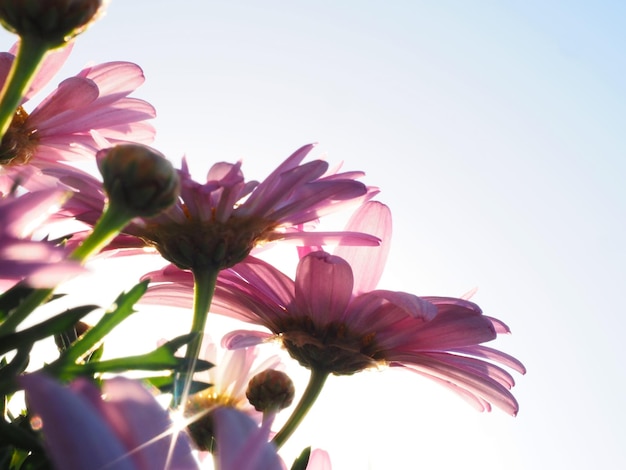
left=0, top=2, right=525, bottom=469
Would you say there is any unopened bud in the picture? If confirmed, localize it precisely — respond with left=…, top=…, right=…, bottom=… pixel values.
left=54, top=321, right=90, bottom=352
left=97, top=144, right=180, bottom=218
left=0, top=0, right=105, bottom=47
left=246, top=369, right=295, bottom=412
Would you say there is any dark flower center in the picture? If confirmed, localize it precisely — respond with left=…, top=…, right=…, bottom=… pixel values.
left=184, top=390, right=244, bottom=452
left=279, top=316, right=383, bottom=376
left=141, top=213, right=277, bottom=271
left=0, top=106, right=38, bottom=166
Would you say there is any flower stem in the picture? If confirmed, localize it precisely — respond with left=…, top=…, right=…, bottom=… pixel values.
left=173, top=266, right=219, bottom=407
left=0, top=287, right=53, bottom=335
left=272, top=368, right=329, bottom=449
left=0, top=38, right=50, bottom=140
left=69, top=202, right=133, bottom=262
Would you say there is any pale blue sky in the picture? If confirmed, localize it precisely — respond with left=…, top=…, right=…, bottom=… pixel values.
left=4, top=2, right=625, bottom=469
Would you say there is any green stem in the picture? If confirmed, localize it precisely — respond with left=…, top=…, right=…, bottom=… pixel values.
left=69, top=202, right=133, bottom=262
left=0, top=37, right=50, bottom=140
left=174, top=266, right=219, bottom=406
left=0, top=288, right=53, bottom=335
left=272, top=368, right=329, bottom=449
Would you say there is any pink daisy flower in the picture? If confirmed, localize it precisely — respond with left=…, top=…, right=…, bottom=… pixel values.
left=142, top=201, right=525, bottom=416
left=0, top=41, right=155, bottom=191
left=184, top=335, right=284, bottom=451
left=53, top=143, right=379, bottom=270
left=0, top=188, right=83, bottom=289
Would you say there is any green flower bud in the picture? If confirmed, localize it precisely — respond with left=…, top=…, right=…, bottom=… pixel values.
left=97, top=144, right=180, bottom=219
left=0, top=0, right=104, bottom=47
left=246, top=369, right=295, bottom=413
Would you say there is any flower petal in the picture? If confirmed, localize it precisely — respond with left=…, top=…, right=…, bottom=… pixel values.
left=333, top=201, right=392, bottom=293
left=295, top=251, right=353, bottom=324
left=19, top=374, right=136, bottom=470
left=212, top=407, right=283, bottom=470
left=99, top=377, right=199, bottom=470
left=222, top=330, right=273, bottom=349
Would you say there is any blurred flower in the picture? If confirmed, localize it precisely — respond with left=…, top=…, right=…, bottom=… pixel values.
left=211, top=408, right=331, bottom=470
left=211, top=407, right=283, bottom=470
left=143, top=202, right=525, bottom=415
left=184, top=336, right=284, bottom=452
left=0, top=0, right=105, bottom=47
left=20, top=373, right=199, bottom=470
left=52, top=144, right=379, bottom=269
left=307, top=449, right=332, bottom=470
left=0, top=41, right=155, bottom=191
left=0, top=189, right=83, bottom=289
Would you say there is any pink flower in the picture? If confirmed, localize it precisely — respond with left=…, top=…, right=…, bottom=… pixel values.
left=20, top=373, right=199, bottom=470
left=211, top=407, right=283, bottom=470
left=184, top=336, right=284, bottom=451
left=0, top=42, right=155, bottom=191
left=0, top=189, right=83, bottom=289
left=53, top=144, right=379, bottom=270
left=143, top=202, right=525, bottom=415
left=210, top=408, right=332, bottom=470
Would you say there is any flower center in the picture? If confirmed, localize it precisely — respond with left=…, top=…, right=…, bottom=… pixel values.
left=140, top=214, right=277, bottom=271
left=184, top=389, right=242, bottom=452
left=279, top=316, right=383, bottom=376
left=0, top=106, right=39, bottom=166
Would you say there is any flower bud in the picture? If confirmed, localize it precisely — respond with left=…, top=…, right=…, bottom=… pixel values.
left=0, top=0, right=105, bottom=47
left=246, top=369, right=295, bottom=413
left=54, top=321, right=90, bottom=352
left=97, top=144, right=180, bottom=218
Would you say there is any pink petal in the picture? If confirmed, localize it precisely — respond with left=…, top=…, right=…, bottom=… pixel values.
left=308, top=449, right=332, bottom=470
left=222, top=330, right=273, bottom=349
left=270, top=229, right=380, bottom=247
left=100, top=377, right=198, bottom=470
left=19, top=374, right=136, bottom=470
left=212, top=407, right=283, bottom=470
left=295, top=251, right=353, bottom=324
left=78, top=61, right=146, bottom=99
left=333, top=201, right=392, bottom=293
left=390, top=354, right=520, bottom=416
left=28, top=77, right=99, bottom=128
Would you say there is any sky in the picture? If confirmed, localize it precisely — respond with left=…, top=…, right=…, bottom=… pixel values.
left=3, top=1, right=625, bottom=469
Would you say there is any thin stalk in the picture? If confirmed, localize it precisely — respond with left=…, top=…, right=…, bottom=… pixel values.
left=0, top=38, right=49, bottom=140
left=272, top=368, right=329, bottom=449
left=69, top=203, right=133, bottom=262
left=174, top=266, right=219, bottom=407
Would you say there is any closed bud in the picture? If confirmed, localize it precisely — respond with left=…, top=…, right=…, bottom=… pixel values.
left=0, top=0, right=105, bottom=47
left=246, top=369, right=295, bottom=413
left=54, top=320, right=90, bottom=352
left=97, top=144, right=180, bottom=218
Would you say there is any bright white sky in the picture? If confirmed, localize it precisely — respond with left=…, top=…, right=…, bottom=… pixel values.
left=4, top=2, right=625, bottom=469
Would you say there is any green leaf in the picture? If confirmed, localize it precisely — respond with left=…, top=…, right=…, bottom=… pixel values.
left=146, top=375, right=212, bottom=395
left=290, top=446, right=312, bottom=470
left=45, top=333, right=212, bottom=380
left=59, top=281, right=148, bottom=364
left=0, top=283, right=64, bottom=322
left=0, top=346, right=31, bottom=396
left=0, top=305, right=97, bottom=355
